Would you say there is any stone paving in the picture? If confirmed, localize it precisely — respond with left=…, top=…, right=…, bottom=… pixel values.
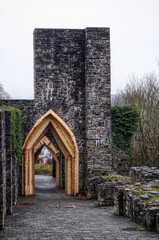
left=0, top=175, right=159, bottom=240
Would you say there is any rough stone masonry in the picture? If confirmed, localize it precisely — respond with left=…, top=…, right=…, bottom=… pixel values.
left=0, top=28, right=111, bottom=193
left=0, top=109, right=18, bottom=230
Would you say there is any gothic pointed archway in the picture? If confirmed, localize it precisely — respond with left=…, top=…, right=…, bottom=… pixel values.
left=34, top=136, right=60, bottom=187
left=22, top=109, right=79, bottom=196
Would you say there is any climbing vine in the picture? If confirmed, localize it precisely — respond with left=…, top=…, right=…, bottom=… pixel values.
left=0, top=106, right=22, bottom=167
left=111, top=106, right=139, bottom=150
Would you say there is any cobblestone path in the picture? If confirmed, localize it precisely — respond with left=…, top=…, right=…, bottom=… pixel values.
left=0, top=175, right=159, bottom=240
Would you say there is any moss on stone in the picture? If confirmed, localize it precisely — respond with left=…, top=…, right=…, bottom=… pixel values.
left=86, top=192, right=93, bottom=199
left=133, top=189, right=148, bottom=196
left=145, top=195, right=159, bottom=204
left=110, top=175, right=122, bottom=179
left=102, top=176, right=108, bottom=179
left=152, top=187, right=159, bottom=193
left=0, top=106, right=22, bottom=167
left=101, top=174, right=123, bottom=182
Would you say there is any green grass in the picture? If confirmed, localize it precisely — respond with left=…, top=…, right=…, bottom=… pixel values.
left=35, top=163, right=52, bottom=174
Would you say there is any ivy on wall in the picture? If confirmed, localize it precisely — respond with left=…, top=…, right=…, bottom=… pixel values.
left=0, top=106, right=22, bottom=167
left=111, top=106, right=139, bottom=150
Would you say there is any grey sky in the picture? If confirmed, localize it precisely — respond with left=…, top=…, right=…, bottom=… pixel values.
left=0, top=0, right=159, bottom=99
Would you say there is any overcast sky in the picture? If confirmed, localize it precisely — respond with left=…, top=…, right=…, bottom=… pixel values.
left=0, top=0, right=159, bottom=99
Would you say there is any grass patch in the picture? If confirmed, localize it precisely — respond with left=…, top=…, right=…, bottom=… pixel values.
left=35, top=163, right=52, bottom=174
left=102, top=174, right=122, bottom=182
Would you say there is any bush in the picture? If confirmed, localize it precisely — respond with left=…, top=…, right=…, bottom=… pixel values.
left=35, top=163, right=52, bottom=174
left=111, top=106, right=139, bottom=150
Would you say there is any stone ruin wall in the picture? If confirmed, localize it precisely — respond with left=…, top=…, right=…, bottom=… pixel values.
left=0, top=27, right=111, bottom=193
left=34, top=28, right=111, bottom=192
left=0, top=110, right=18, bottom=230
left=34, top=28, right=86, bottom=190
left=0, top=100, right=35, bottom=143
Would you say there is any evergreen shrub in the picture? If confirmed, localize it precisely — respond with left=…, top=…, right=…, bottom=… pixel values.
left=111, top=106, right=139, bottom=150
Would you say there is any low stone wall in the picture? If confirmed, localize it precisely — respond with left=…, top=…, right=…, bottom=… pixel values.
left=97, top=182, right=117, bottom=206
left=86, top=176, right=108, bottom=199
left=114, top=180, right=159, bottom=232
left=86, top=168, right=132, bottom=201
left=97, top=176, right=132, bottom=206
left=96, top=166, right=159, bottom=233
left=130, top=166, right=159, bottom=182
left=0, top=109, right=18, bottom=230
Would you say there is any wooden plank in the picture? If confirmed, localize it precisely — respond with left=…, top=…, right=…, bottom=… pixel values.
left=56, top=161, right=60, bottom=187
left=67, top=156, right=72, bottom=195
left=34, top=141, right=43, bottom=153
left=22, top=153, right=25, bottom=195
left=32, top=149, right=35, bottom=195
left=51, top=119, right=74, bottom=157
left=25, top=149, right=29, bottom=195
left=65, top=158, right=68, bottom=194
left=49, top=124, right=70, bottom=159
left=47, top=142, right=59, bottom=155
left=71, top=157, right=75, bottom=195
left=31, top=125, right=51, bottom=150
left=27, top=117, right=52, bottom=149
left=55, top=120, right=74, bottom=153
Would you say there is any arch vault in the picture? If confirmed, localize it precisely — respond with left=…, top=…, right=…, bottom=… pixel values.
left=22, top=109, right=79, bottom=196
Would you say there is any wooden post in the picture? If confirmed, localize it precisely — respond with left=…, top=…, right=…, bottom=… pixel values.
left=65, top=156, right=72, bottom=195
left=56, top=160, right=60, bottom=187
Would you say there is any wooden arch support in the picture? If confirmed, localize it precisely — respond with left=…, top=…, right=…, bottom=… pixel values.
left=22, top=109, right=79, bottom=196
left=34, top=136, right=60, bottom=187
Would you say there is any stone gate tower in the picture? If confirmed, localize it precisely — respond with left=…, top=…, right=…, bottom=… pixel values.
left=0, top=28, right=111, bottom=194
left=34, top=28, right=111, bottom=192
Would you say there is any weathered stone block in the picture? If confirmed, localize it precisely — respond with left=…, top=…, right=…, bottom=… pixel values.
left=97, top=182, right=117, bottom=206
left=114, top=186, right=124, bottom=216
left=146, top=207, right=159, bottom=232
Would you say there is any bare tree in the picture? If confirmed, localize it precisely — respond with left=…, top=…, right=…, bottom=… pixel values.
left=0, top=82, right=10, bottom=99
left=115, top=73, right=159, bottom=167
